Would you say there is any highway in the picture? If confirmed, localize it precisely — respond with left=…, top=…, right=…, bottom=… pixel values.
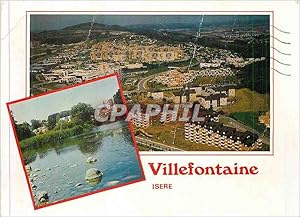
left=137, top=74, right=156, bottom=92
left=124, top=72, right=164, bottom=94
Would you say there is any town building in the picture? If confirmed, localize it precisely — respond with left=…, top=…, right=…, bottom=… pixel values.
left=130, top=112, right=150, bottom=129
left=160, top=110, right=178, bottom=124
left=199, top=93, right=228, bottom=109
left=149, top=91, right=164, bottom=100
left=184, top=121, right=262, bottom=150
left=213, top=86, right=236, bottom=97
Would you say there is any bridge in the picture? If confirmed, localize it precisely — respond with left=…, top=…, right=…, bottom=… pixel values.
left=135, top=136, right=184, bottom=151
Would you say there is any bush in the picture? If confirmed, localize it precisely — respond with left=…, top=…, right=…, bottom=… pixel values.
left=19, top=125, right=84, bottom=150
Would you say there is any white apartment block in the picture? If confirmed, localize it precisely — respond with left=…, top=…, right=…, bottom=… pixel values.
left=130, top=113, right=150, bottom=129
left=184, top=122, right=263, bottom=151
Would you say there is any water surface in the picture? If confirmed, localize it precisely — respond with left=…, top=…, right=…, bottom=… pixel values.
left=25, top=122, right=143, bottom=206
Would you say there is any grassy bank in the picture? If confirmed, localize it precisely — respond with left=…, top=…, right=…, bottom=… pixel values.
left=19, top=125, right=90, bottom=150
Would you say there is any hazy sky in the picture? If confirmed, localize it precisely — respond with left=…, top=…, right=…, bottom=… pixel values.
left=30, top=15, right=269, bottom=32
left=10, top=77, right=119, bottom=123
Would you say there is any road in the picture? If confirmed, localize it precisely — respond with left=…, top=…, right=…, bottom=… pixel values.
left=135, top=136, right=184, bottom=151
left=124, top=72, right=165, bottom=94
left=124, top=74, right=184, bottom=95
left=137, top=74, right=156, bottom=92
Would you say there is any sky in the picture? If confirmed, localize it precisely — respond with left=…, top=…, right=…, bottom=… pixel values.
left=10, top=76, right=119, bottom=123
left=30, top=15, right=269, bottom=32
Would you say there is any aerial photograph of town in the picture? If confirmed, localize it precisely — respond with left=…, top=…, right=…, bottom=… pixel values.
left=30, top=14, right=270, bottom=152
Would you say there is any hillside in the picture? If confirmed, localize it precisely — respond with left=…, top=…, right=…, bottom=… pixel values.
left=31, top=22, right=128, bottom=45
left=63, top=22, right=128, bottom=31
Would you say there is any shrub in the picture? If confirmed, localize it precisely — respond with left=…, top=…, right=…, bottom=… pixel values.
left=19, top=125, right=84, bottom=150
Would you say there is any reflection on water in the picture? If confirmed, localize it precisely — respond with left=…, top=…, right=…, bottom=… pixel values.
left=24, top=121, right=143, bottom=207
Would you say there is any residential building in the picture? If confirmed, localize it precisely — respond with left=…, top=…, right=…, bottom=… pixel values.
left=199, top=93, right=228, bottom=109
left=149, top=91, right=164, bottom=100
left=130, top=112, right=150, bottom=129
left=184, top=121, right=262, bottom=150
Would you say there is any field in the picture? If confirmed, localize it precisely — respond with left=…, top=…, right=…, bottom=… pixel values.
left=194, top=75, right=239, bottom=86
left=220, top=88, right=270, bottom=114
left=230, top=112, right=266, bottom=134
left=142, top=121, right=225, bottom=151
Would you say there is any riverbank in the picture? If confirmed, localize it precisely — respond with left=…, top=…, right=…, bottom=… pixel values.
left=19, top=124, right=93, bottom=150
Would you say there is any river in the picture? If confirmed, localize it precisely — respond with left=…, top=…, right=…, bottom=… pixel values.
left=24, top=121, right=143, bottom=207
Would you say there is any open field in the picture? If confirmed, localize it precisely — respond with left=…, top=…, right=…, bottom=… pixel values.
left=220, top=88, right=270, bottom=114
left=230, top=112, right=266, bottom=134
left=142, top=121, right=225, bottom=151
left=194, top=75, right=239, bottom=86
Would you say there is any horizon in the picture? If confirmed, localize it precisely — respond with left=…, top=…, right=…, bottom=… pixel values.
left=30, top=15, right=269, bottom=32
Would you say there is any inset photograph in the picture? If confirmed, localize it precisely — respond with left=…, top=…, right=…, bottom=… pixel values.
left=7, top=74, right=145, bottom=209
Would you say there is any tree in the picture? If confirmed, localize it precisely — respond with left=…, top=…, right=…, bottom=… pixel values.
left=10, top=111, right=33, bottom=140
left=238, top=60, right=270, bottom=94
left=54, top=119, right=74, bottom=130
left=10, top=111, right=17, bottom=126
left=17, top=122, right=33, bottom=140
left=47, top=113, right=59, bottom=130
left=31, top=119, right=42, bottom=130
left=113, top=90, right=123, bottom=104
left=71, top=103, right=94, bottom=125
left=59, top=110, right=71, bottom=117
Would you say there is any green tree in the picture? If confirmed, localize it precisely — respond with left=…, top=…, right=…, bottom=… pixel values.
left=17, top=122, right=33, bottom=140
left=10, top=111, right=17, bottom=126
left=10, top=111, right=33, bottom=140
left=54, top=119, right=74, bottom=130
left=113, top=90, right=123, bottom=104
left=71, top=103, right=94, bottom=125
left=47, top=113, right=59, bottom=130
left=30, top=119, right=42, bottom=130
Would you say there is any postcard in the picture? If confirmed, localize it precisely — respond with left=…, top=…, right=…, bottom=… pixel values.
left=1, top=1, right=299, bottom=216
left=7, top=74, right=145, bottom=209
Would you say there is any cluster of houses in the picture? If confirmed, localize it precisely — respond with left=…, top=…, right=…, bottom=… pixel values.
left=38, top=62, right=121, bottom=85
left=226, top=56, right=266, bottom=68
left=151, top=67, right=235, bottom=88
left=151, top=70, right=196, bottom=87
left=90, top=42, right=184, bottom=63
left=42, top=69, right=102, bottom=84
left=197, top=67, right=234, bottom=77
left=147, top=85, right=235, bottom=110
left=151, top=85, right=236, bottom=110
